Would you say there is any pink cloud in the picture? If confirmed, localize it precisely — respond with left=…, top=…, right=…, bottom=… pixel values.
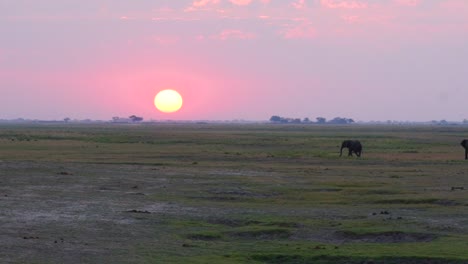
left=192, top=0, right=220, bottom=7
left=185, top=0, right=221, bottom=11
left=280, top=22, right=316, bottom=39
left=394, top=0, right=422, bottom=7
left=213, top=29, right=256, bottom=40
left=291, top=0, right=307, bottom=9
left=321, top=0, right=368, bottom=9
left=229, top=0, right=253, bottom=6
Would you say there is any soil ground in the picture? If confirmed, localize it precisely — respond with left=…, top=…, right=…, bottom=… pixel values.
left=0, top=123, right=467, bottom=263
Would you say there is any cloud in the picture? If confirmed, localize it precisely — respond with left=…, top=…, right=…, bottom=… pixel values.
left=192, top=0, right=220, bottom=7
left=213, top=29, right=256, bottom=40
left=321, top=0, right=368, bottom=9
left=191, top=0, right=267, bottom=7
left=185, top=0, right=221, bottom=12
left=394, top=0, right=422, bottom=7
left=119, top=16, right=130, bottom=20
left=291, top=0, right=307, bottom=9
left=229, top=0, right=253, bottom=5
left=187, top=0, right=265, bottom=12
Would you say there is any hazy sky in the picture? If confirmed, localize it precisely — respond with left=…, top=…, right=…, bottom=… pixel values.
left=1, top=0, right=467, bottom=121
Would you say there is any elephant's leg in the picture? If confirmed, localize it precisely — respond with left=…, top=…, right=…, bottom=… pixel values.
left=465, top=149, right=467, bottom=160
left=348, top=149, right=353, bottom=156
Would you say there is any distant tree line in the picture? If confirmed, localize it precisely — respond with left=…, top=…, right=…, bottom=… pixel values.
left=269, top=116, right=355, bottom=124
left=111, top=115, right=144, bottom=123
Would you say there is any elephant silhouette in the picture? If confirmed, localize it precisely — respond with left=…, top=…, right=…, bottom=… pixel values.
left=340, top=140, right=362, bottom=157
left=461, top=139, right=468, bottom=160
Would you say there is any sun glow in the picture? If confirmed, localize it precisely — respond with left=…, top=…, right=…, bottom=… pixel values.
left=154, top=89, right=183, bottom=113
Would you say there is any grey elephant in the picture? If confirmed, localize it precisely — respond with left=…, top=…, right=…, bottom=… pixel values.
left=461, top=139, right=468, bottom=160
left=340, top=140, right=362, bottom=157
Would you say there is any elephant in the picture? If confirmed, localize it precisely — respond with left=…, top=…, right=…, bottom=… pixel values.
left=461, top=139, right=468, bottom=160
left=340, top=140, right=362, bottom=157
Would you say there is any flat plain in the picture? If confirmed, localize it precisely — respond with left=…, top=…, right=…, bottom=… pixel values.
left=0, top=123, right=467, bottom=263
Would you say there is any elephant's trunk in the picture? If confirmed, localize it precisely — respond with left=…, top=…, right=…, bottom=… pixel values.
left=340, top=146, right=344, bottom=157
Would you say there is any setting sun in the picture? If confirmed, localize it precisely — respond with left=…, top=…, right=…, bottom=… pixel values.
left=154, top=89, right=183, bottom=113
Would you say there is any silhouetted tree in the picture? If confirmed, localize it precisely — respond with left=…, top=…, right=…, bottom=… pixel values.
left=303, top=117, right=310, bottom=123
left=329, top=117, right=354, bottom=124
left=63, top=117, right=70, bottom=123
left=270, top=116, right=282, bottom=122
left=316, top=117, right=326, bottom=124
left=129, top=115, right=144, bottom=122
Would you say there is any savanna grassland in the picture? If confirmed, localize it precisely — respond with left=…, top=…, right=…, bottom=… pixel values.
left=0, top=123, right=467, bottom=264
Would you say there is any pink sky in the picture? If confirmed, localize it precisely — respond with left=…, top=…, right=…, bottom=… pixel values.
left=1, top=0, right=467, bottom=121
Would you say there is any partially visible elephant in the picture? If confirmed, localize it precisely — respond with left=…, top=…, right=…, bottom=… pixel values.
left=461, top=139, right=468, bottom=160
left=340, top=140, right=362, bottom=157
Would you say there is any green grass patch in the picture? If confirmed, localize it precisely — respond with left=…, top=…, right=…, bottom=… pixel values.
left=375, top=198, right=458, bottom=205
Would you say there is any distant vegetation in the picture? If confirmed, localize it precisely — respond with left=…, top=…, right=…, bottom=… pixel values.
left=1, top=116, right=468, bottom=126
left=129, top=115, right=144, bottom=122
left=111, top=115, right=144, bottom=123
left=270, top=116, right=355, bottom=124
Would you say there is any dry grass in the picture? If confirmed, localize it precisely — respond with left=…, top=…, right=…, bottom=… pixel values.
left=0, top=123, right=467, bottom=263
